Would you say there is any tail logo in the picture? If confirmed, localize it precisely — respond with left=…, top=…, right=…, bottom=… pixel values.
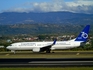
left=81, top=32, right=88, bottom=39
left=75, top=25, right=90, bottom=42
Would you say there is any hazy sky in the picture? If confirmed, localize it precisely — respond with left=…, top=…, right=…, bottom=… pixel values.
left=0, top=0, right=93, bottom=14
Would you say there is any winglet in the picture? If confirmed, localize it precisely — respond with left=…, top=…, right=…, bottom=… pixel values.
left=53, top=39, right=57, bottom=45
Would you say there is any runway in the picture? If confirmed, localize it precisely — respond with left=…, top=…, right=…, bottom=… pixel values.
left=0, top=58, right=93, bottom=67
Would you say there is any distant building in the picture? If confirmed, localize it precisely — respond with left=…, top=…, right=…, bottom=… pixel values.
left=7, top=39, right=12, bottom=43
left=0, top=46, right=4, bottom=48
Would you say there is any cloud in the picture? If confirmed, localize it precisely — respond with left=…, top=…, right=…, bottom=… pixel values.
left=3, top=0, right=93, bottom=14
left=66, top=0, right=93, bottom=6
left=65, top=0, right=93, bottom=14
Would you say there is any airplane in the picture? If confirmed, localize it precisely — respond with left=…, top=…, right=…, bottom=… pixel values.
left=6, top=25, right=90, bottom=53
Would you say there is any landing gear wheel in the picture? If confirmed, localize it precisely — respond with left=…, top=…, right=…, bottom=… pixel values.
left=46, top=49, right=51, bottom=53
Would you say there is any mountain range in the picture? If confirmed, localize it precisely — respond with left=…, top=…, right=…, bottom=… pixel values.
left=0, top=11, right=93, bottom=35
left=0, top=11, right=93, bottom=25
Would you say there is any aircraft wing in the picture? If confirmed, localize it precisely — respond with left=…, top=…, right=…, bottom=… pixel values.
left=40, top=39, right=57, bottom=53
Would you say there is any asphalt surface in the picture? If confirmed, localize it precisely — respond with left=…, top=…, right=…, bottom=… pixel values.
left=0, top=58, right=93, bottom=67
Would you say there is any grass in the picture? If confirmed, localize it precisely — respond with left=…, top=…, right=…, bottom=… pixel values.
left=0, top=67, right=93, bottom=70
left=2, top=54, right=93, bottom=58
left=0, top=51, right=93, bottom=58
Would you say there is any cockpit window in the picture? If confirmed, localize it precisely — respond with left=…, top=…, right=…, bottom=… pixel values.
left=12, top=44, right=16, bottom=46
left=10, top=44, right=16, bottom=46
left=9, top=44, right=12, bottom=46
left=9, top=43, right=21, bottom=46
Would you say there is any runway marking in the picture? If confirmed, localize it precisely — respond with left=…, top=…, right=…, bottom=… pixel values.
left=5, top=54, right=9, bottom=56
left=76, top=53, right=80, bottom=55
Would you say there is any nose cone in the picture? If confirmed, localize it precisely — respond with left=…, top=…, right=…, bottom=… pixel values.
left=6, top=46, right=10, bottom=49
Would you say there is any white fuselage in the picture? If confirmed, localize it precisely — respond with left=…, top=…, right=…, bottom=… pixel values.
left=6, top=25, right=90, bottom=53
left=7, top=41, right=81, bottom=51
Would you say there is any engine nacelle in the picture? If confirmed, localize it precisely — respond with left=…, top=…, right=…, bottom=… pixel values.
left=32, top=48, right=40, bottom=52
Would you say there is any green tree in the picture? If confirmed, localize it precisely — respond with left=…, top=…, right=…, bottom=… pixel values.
left=90, top=38, right=93, bottom=49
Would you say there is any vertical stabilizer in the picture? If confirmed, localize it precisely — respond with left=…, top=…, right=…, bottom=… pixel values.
left=75, top=25, right=90, bottom=42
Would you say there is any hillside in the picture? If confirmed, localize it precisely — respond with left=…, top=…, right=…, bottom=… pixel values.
left=0, top=24, right=93, bottom=35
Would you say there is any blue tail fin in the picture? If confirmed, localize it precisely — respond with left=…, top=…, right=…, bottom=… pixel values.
left=75, top=25, right=90, bottom=42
